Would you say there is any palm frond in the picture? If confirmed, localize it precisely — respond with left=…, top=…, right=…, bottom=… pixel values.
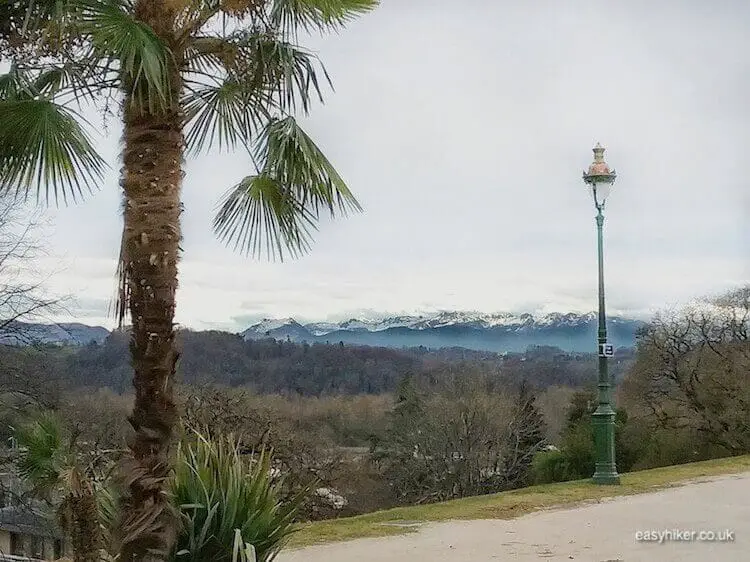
left=32, top=65, right=79, bottom=97
left=270, top=0, right=379, bottom=35
left=213, top=173, right=317, bottom=260
left=260, top=116, right=360, bottom=214
left=0, top=66, right=25, bottom=99
left=250, top=35, right=328, bottom=115
left=183, top=31, right=332, bottom=152
left=1, top=62, right=100, bottom=103
left=31, top=58, right=114, bottom=102
left=186, top=35, right=239, bottom=75
left=0, top=98, right=106, bottom=205
left=15, top=412, right=66, bottom=499
left=75, top=0, right=172, bottom=112
left=213, top=116, right=360, bottom=260
left=186, top=32, right=329, bottom=115
left=96, top=481, right=119, bottom=548
left=182, top=77, right=269, bottom=155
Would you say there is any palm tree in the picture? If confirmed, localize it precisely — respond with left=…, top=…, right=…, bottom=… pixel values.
left=0, top=1, right=377, bottom=559
left=15, top=412, right=106, bottom=562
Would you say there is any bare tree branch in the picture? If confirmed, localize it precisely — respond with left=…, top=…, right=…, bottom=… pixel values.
left=0, top=193, right=68, bottom=345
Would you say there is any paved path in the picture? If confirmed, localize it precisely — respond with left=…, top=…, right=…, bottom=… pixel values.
left=279, top=472, right=750, bottom=562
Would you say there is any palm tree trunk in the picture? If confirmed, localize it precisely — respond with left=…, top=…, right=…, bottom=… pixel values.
left=67, top=489, right=101, bottom=562
left=117, top=3, right=183, bottom=559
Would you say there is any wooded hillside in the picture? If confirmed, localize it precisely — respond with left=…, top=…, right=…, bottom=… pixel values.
left=0, top=330, right=636, bottom=396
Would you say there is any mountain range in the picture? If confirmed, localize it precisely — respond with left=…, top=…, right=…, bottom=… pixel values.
left=0, top=312, right=646, bottom=353
left=240, top=311, right=646, bottom=353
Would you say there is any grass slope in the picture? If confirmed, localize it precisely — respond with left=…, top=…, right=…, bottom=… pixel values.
left=288, top=455, right=750, bottom=549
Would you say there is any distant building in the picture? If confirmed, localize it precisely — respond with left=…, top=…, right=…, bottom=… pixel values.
left=0, top=505, right=68, bottom=561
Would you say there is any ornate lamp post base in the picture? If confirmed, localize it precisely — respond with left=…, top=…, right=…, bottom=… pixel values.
left=592, top=406, right=621, bottom=485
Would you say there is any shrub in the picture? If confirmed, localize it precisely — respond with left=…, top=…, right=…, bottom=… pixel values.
left=531, top=450, right=576, bottom=484
left=559, top=421, right=595, bottom=479
left=171, top=431, right=306, bottom=562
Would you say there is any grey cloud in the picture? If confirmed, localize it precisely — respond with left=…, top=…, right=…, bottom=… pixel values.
left=34, top=0, right=749, bottom=331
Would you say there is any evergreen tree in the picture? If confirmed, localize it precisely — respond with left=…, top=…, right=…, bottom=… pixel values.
left=501, top=382, right=547, bottom=488
left=517, top=382, right=547, bottom=452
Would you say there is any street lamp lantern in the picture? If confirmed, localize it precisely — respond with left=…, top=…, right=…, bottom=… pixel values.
left=583, top=142, right=617, bottom=208
left=582, top=143, right=620, bottom=485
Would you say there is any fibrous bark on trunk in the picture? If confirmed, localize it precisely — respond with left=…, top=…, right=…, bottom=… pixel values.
left=65, top=488, right=101, bottom=562
left=116, top=2, right=183, bottom=559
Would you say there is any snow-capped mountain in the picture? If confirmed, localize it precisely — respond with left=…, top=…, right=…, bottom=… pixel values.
left=246, top=318, right=299, bottom=334
left=240, top=311, right=646, bottom=353
left=239, top=318, right=311, bottom=342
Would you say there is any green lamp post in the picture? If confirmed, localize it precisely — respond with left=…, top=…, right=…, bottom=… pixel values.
left=583, top=143, right=621, bottom=485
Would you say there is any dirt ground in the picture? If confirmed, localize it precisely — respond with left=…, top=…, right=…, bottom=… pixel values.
left=278, top=472, right=750, bottom=562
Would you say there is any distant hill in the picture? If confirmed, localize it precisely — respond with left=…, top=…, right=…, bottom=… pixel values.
left=241, top=311, right=645, bottom=353
left=0, top=322, right=110, bottom=346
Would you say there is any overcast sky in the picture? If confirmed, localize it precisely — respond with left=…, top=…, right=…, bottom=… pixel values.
left=32, top=0, right=750, bottom=331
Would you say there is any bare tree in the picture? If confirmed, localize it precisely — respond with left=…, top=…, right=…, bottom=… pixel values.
left=620, top=286, right=750, bottom=454
left=0, top=193, right=71, bottom=412
left=0, top=193, right=61, bottom=344
left=378, top=375, right=547, bottom=504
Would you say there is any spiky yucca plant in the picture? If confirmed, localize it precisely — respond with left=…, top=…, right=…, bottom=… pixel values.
left=171, top=431, right=305, bottom=562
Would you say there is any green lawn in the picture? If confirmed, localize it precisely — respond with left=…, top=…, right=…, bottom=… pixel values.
left=287, top=455, right=750, bottom=549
